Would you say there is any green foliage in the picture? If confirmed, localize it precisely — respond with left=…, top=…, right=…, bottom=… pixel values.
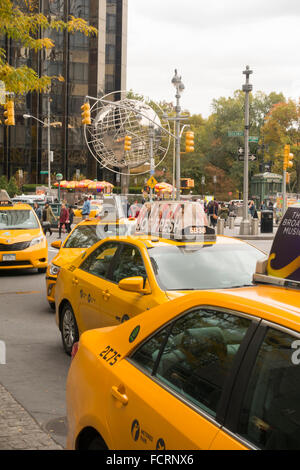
left=7, top=177, right=20, bottom=196
left=0, top=0, right=97, bottom=94
left=0, top=175, right=8, bottom=190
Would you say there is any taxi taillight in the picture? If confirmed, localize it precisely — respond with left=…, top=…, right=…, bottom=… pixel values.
left=71, top=342, right=79, bottom=360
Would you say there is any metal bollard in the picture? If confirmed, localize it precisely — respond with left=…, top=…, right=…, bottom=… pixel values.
left=251, top=218, right=259, bottom=236
left=228, top=216, right=235, bottom=230
left=216, top=218, right=225, bottom=235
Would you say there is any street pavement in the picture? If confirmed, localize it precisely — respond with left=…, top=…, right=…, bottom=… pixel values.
left=0, top=232, right=69, bottom=449
left=0, top=229, right=275, bottom=450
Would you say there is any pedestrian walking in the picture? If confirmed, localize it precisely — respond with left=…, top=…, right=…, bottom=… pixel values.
left=248, top=200, right=256, bottom=218
left=218, top=203, right=229, bottom=226
left=81, top=197, right=91, bottom=219
left=66, top=205, right=74, bottom=233
left=34, top=202, right=42, bottom=221
left=42, top=203, right=55, bottom=236
left=58, top=203, right=69, bottom=239
left=207, top=200, right=219, bottom=228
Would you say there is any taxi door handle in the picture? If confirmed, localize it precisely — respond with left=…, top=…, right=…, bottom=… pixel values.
left=111, top=386, right=128, bottom=405
left=102, top=289, right=110, bottom=301
left=72, top=277, right=78, bottom=286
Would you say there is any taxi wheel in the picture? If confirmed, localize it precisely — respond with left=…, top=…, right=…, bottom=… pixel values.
left=49, top=302, right=55, bottom=311
left=87, top=437, right=108, bottom=450
left=61, top=304, right=79, bottom=355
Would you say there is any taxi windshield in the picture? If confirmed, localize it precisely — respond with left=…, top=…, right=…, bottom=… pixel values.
left=148, top=244, right=264, bottom=290
left=0, top=209, right=39, bottom=230
left=63, top=223, right=133, bottom=248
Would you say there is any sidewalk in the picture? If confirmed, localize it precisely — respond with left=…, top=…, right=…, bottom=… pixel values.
left=223, top=225, right=277, bottom=240
left=0, top=384, right=62, bottom=450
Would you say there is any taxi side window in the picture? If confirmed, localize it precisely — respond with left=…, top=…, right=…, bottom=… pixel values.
left=237, top=327, right=300, bottom=450
left=131, top=308, right=251, bottom=418
left=80, top=242, right=119, bottom=279
left=111, top=244, right=147, bottom=284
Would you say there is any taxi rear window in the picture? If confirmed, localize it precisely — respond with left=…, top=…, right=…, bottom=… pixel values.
left=0, top=209, right=39, bottom=230
left=148, top=244, right=264, bottom=290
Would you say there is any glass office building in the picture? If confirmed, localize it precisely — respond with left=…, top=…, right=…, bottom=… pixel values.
left=0, top=0, right=127, bottom=185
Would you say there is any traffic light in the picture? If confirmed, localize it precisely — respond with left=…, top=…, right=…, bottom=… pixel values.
left=4, top=100, right=15, bottom=126
left=185, top=131, right=194, bottom=153
left=283, top=144, right=293, bottom=170
left=124, top=135, right=132, bottom=151
left=286, top=172, right=290, bottom=184
left=81, top=102, right=91, bottom=125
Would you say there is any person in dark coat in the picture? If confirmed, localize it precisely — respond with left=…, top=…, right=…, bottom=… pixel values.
left=66, top=205, right=74, bottom=233
left=34, top=202, right=42, bottom=221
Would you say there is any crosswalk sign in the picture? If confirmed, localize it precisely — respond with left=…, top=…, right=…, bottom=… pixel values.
left=147, top=176, right=157, bottom=189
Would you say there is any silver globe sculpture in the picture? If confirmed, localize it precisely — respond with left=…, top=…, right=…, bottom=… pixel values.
left=84, top=92, right=171, bottom=176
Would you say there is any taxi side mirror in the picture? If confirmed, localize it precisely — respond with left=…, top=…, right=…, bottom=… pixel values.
left=51, top=240, right=62, bottom=249
left=118, top=276, right=150, bottom=294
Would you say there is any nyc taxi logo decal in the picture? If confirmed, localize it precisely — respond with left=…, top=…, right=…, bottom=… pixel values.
left=131, top=419, right=140, bottom=441
left=130, top=419, right=166, bottom=449
left=129, top=326, right=140, bottom=343
left=79, top=289, right=96, bottom=304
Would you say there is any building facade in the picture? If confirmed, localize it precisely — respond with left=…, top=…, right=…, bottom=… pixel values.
left=0, top=0, right=128, bottom=185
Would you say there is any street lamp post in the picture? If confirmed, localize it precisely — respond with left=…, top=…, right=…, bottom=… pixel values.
left=23, top=95, right=52, bottom=192
left=163, top=70, right=189, bottom=201
left=172, top=70, right=185, bottom=201
left=149, top=123, right=155, bottom=202
left=240, top=66, right=253, bottom=236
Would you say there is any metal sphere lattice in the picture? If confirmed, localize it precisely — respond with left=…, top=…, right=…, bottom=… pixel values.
left=84, top=92, right=171, bottom=176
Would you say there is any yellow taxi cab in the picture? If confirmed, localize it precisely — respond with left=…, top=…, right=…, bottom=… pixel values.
left=55, top=201, right=265, bottom=354
left=66, top=204, right=300, bottom=450
left=73, top=200, right=103, bottom=219
left=0, top=191, right=48, bottom=272
left=46, top=217, right=137, bottom=310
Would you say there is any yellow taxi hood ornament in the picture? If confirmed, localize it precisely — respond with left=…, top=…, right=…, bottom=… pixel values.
left=267, top=205, right=300, bottom=282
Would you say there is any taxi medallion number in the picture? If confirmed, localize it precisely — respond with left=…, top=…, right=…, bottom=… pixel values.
left=100, top=345, right=121, bottom=366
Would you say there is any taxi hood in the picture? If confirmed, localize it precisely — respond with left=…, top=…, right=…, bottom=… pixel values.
left=0, top=228, right=41, bottom=243
left=53, top=247, right=87, bottom=267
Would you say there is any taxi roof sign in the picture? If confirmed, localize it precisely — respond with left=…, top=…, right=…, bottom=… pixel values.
left=136, top=201, right=215, bottom=242
left=254, top=204, right=300, bottom=288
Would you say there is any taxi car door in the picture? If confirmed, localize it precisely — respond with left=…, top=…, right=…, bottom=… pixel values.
left=101, top=243, right=157, bottom=324
left=105, top=306, right=256, bottom=450
left=73, top=242, right=119, bottom=331
left=211, top=323, right=300, bottom=450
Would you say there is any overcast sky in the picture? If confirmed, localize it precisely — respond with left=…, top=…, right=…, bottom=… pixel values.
left=127, top=0, right=300, bottom=117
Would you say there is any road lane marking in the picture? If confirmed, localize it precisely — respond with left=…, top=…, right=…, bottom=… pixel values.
left=0, top=291, right=40, bottom=296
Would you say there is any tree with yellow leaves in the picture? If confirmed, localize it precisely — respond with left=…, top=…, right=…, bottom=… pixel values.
left=0, top=0, right=97, bottom=94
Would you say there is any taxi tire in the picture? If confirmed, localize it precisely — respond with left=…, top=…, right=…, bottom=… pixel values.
left=61, top=303, right=79, bottom=356
left=87, top=437, right=108, bottom=450
left=49, top=302, right=55, bottom=311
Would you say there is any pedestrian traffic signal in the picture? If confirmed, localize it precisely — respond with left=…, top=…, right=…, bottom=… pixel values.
left=81, top=102, right=91, bottom=125
left=124, top=135, right=132, bottom=151
left=3, top=100, right=15, bottom=126
left=185, top=131, right=194, bottom=153
left=286, top=172, right=290, bottom=184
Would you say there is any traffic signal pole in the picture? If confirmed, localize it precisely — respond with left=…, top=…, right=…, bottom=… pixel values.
left=47, top=96, right=51, bottom=191
left=239, top=66, right=253, bottom=236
